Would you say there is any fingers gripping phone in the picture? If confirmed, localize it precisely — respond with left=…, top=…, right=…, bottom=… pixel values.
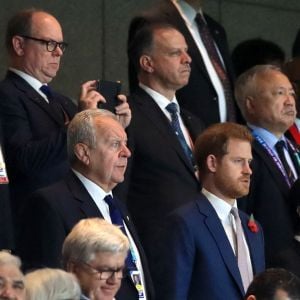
left=97, top=80, right=122, bottom=112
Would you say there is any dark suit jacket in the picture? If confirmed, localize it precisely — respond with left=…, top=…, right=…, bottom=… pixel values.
left=0, top=123, right=14, bottom=250
left=0, top=71, right=77, bottom=211
left=128, top=0, right=239, bottom=126
left=18, top=171, right=154, bottom=300
left=238, top=139, right=300, bottom=269
left=158, top=194, right=265, bottom=300
left=115, top=87, right=203, bottom=275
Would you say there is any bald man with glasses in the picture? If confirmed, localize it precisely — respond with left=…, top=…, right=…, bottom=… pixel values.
left=0, top=8, right=130, bottom=235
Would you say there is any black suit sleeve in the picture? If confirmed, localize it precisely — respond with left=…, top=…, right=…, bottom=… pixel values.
left=18, top=192, right=67, bottom=270
left=0, top=88, right=70, bottom=175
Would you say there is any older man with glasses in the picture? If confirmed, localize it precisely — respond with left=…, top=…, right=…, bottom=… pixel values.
left=0, top=8, right=130, bottom=242
left=62, top=218, right=130, bottom=300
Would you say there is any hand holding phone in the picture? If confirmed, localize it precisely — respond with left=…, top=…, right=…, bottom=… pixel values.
left=97, top=80, right=122, bottom=112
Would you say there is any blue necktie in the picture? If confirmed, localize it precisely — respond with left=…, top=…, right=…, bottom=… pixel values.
left=166, top=102, right=195, bottom=167
left=40, top=85, right=53, bottom=100
left=40, top=85, right=69, bottom=124
left=104, top=195, right=136, bottom=271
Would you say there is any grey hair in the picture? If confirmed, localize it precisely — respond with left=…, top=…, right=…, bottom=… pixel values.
left=67, top=109, right=117, bottom=163
left=62, top=218, right=129, bottom=268
left=234, top=64, right=281, bottom=119
left=25, top=268, right=81, bottom=300
left=0, top=251, right=22, bottom=269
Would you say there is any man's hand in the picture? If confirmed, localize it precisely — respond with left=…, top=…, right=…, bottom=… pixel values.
left=78, top=80, right=131, bottom=128
left=78, top=80, right=105, bottom=110
left=115, top=94, right=131, bottom=128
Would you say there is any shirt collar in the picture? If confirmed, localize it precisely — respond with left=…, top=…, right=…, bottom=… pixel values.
left=139, top=83, right=180, bottom=113
left=295, top=118, right=300, bottom=131
left=9, top=67, right=45, bottom=91
left=173, top=0, right=203, bottom=25
left=72, top=169, right=112, bottom=201
left=202, top=187, right=237, bottom=222
left=248, top=124, right=286, bottom=148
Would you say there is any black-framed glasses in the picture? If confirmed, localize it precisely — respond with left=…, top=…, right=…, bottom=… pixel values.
left=78, top=261, right=125, bottom=280
left=20, top=35, right=68, bottom=53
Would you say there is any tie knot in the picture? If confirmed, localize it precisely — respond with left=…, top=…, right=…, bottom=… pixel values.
left=275, top=140, right=286, bottom=151
left=166, top=102, right=178, bottom=115
left=104, top=195, right=114, bottom=207
left=195, top=13, right=206, bottom=29
left=231, top=207, right=239, bottom=220
left=40, top=85, right=53, bottom=100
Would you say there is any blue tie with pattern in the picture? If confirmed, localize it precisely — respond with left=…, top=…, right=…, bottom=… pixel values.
left=104, top=195, right=136, bottom=270
left=166, top=102, right=195, bottom=167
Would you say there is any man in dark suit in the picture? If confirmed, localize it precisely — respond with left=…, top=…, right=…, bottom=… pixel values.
left=122, top=21, right=204, bottom=276
left=128, top=0, right=238, bottom=126
left=158, top=123, right=265, bottom=299
left=0, top=8, right=129, bottom=216
left=18, top=109, right=153, bottom=300
left=235, top=65, right=300, bottom=272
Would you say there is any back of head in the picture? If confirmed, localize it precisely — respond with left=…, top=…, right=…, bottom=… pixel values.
left=232, top=38, right=285, bottom=77
left=245, top=268, right=300, bottom=300
left=194, top=122, right=252, bottom=178
left=62, top=218, right=129, bottom=268
left=25, top=268, right=81, bottom=300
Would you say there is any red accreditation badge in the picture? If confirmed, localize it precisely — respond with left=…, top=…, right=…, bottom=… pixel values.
left=0, top=146, right=8, bottom=184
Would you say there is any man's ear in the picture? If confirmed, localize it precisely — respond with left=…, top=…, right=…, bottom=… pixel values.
left=139, top=54, right=154, bottom=73
left=74, top=143, right=90, bottom=166
left=66, top=261, right=76, bottom=273
left=206, top=154, right=218, bottom=173
left=245, top=96, right=255, bottom=115
left=12, top=36, right=25, bottom=56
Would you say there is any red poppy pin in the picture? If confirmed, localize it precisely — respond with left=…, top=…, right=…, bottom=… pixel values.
left=248, top=214, right=259, bottom=233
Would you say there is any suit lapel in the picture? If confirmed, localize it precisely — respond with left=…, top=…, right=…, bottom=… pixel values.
left=7, top=71, right=67, bottom=126
left=253, top=140, right=290, bottom=198
left=240, top=214, right=261, bottom=274
left=131, top=88, right=196, bottom=175
left=197, top=196, right=245, bottom=295
left=65, top=172, right=103, bottom=218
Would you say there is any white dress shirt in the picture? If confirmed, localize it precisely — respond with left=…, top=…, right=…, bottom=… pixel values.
left=139, top=83, right=193, bottom=149
left=202, top=188, right=253, bottom=278
left=9, top=67, right=49, bottom=103
left=72, top=169, right=147, bottom=299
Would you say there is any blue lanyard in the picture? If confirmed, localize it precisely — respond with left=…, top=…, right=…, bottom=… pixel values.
left=253, top=134, right=291, bottom=187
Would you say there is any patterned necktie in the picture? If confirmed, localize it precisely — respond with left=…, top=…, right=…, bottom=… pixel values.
left=40, top=85, right=69, bottom=124
left=104, top=195, right=136, bottom=270
left=195, top=13, right=236, bottom=122
left=275, top=140, right=296, bottom=185
left=166, top=102, right=195, bottom=167
left=231, top=207, right=252, bottom=292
